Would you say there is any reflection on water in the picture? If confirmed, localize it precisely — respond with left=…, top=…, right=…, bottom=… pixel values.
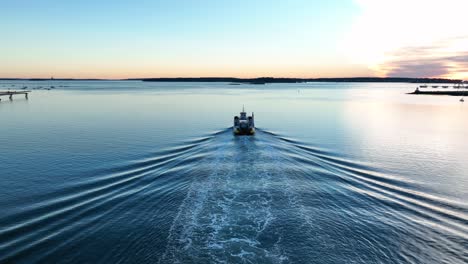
left=0, top=81, right=467, bottom=263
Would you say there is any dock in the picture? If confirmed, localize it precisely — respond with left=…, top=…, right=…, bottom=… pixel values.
left=0, top=91, right=31, bottom=101
left=408, top=90, right=467, bottom=96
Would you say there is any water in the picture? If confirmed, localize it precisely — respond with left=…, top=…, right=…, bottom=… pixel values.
left=0, top=81, right=467, bottom=263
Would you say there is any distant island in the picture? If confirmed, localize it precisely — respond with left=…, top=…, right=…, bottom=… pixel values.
left=137, top=77, right=463, bottom=84
left=0, top=77, right=463, bottom=84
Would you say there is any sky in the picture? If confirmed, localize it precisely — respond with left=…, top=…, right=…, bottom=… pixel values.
left=1, top=0, right=467, bottom=79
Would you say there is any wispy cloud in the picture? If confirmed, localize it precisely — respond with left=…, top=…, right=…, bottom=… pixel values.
left=379, top=40, right=468, bottom=79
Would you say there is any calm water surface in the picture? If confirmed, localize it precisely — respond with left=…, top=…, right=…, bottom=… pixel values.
left=0, top=81, right=467, bottom=263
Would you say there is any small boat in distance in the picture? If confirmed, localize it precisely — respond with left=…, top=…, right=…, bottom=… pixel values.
left=233, top=106, right=255, bottom=135
left=432, top=85, right=439, bottom=88
left=419, top=84, right=428, bottom=88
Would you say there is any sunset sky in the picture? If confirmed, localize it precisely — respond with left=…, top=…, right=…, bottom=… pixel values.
left=2, top=0, right=468, bottom=79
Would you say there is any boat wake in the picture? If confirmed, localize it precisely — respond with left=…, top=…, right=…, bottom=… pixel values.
left=0, top=128, right=466, bottom=263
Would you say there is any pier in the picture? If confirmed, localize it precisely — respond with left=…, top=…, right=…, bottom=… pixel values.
left=408, top=89, right=467, bottom=96
left=0, top=91, right=31, bottom=101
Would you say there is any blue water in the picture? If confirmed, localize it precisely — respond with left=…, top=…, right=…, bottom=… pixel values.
left=0, top=81, right=467, bottom=263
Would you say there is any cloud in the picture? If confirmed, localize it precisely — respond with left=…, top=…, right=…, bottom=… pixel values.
left=380, top=40, right=468, bottom=79
left=384, top=59, right=451, bottom=78
left=345, top=0, right=468, bottom=79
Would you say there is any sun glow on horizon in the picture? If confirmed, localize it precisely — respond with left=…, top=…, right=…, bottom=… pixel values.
left=344, top=0, right=468, bottom=79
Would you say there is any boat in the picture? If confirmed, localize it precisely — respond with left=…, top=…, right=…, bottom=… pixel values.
left=461, top=98, right=465, bottom=102
left=419, top=84, right=428, bottom=88
left=233, top=106, right=255, bottom=135
left=432, top=85, right=439, bottom=88
left=442, top=86, right=449, bottom=88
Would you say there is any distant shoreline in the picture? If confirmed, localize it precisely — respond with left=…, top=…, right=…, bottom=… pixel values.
left=0, top=77, right=463, bottom=84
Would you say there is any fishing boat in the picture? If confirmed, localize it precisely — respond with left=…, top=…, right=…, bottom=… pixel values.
left=233, top=106, right=255, bottom=135
left=419, top=84, right=428, bottom=88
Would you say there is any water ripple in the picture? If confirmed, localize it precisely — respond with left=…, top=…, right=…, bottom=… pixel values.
left=1, top=128, right=466, bottom=263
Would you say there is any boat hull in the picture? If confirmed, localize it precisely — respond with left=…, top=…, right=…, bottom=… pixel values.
left=233, top=127, right=255, bottom=135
